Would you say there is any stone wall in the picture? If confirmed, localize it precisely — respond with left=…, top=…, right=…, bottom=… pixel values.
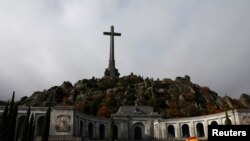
left=158, top=109, right=250, bottom=140
left=74, top=111, right=110, bottom=140
left=0, top=106, right=250, bottom=141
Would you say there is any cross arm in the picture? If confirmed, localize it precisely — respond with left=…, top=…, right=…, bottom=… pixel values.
left=103, top=32, right=111, bottom=35
left=103, top=32, right=121, bottom=36
left=114, top=33, right=121, bottom=36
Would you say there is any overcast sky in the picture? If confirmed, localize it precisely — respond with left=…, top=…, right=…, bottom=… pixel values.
left=0, top=0, right=250, bottom=100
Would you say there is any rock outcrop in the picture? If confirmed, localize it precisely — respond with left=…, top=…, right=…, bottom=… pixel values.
left=240, top=94, right=250, bottom=108
left=18, top=74, right=249, bottom=118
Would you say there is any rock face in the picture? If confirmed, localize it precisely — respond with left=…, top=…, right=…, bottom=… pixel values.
left=20, top=81, right=73, bottom=107
left=19, top=74, right=250, bottom=118
left=240, top=94, right=250, bottom=108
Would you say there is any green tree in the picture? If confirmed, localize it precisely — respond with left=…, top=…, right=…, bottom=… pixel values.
left=21, top=106, right=31, bottom=141
left=224, top=111, right=232, bottom=125
left=42, top=107, right=51, bottom=141
left=7, top=92, right=18, bottom=141
left=8, top=104, right=18, bottom=141
left=0, top=101, right=9, bottom=141
left=28, top=114, right=35, bottom=141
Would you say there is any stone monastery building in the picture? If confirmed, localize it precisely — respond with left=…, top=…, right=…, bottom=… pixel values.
left=0, top=106, right=250, bottom=141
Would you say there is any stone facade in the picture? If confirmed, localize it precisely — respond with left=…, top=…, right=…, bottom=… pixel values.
left=111, top=106, right=162, bottom=141
left=0, top=106, right=250, bottom=141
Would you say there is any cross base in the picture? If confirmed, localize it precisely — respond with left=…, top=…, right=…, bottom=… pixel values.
left=104, top=67, right=120, bottom=78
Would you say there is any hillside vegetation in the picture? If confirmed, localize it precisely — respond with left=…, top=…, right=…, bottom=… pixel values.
left=19, top=74, right=250, bottom=118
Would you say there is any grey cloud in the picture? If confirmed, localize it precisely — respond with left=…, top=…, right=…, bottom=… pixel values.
left=0, top=0, right=250, bottom=100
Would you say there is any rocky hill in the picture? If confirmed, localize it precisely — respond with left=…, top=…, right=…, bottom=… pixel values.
left=18, top=74, right=250, bottom=118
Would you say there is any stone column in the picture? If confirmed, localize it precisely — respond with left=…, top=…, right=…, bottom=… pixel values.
left=119, top=120, right=128, bottom=141
left=94, top=122, right=98, bottom=140
left=190, top=123, right=195, bottom=137
left=76, top=116, right=79, bottom=136
left=176, top=123, right=181, bottom=139
left=105, top=124, right=108, bottom=140
left=204, top=121, right=208, bottom=139
left=85, top=120, right=89, bottom=139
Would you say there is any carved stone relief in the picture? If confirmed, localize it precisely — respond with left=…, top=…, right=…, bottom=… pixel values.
left=54, top=114, right=71, bottom=132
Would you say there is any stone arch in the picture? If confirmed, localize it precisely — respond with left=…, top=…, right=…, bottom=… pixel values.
left=132, top=123, right=145, bottom=140
left=99, top=124, right=105, bottom=140
left=16, top=115, right=26, bottom=140
left=182, top=124, right=190, bottom=138
left=88, top=122, right=94, bottom=140
left=167, top=125, right=175, bottom=138
left=114, top=125, right=118, bottom=140
left=80, top=120, right=84, bottom=137
left=211, top=121, right=218, bottom=125
left=35, top=116, right=45, bottom=138
left=196, top=123, right=205, bottom=137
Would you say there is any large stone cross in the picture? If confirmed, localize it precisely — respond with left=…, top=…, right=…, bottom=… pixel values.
left=103, top=25, right=121, bottom=78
